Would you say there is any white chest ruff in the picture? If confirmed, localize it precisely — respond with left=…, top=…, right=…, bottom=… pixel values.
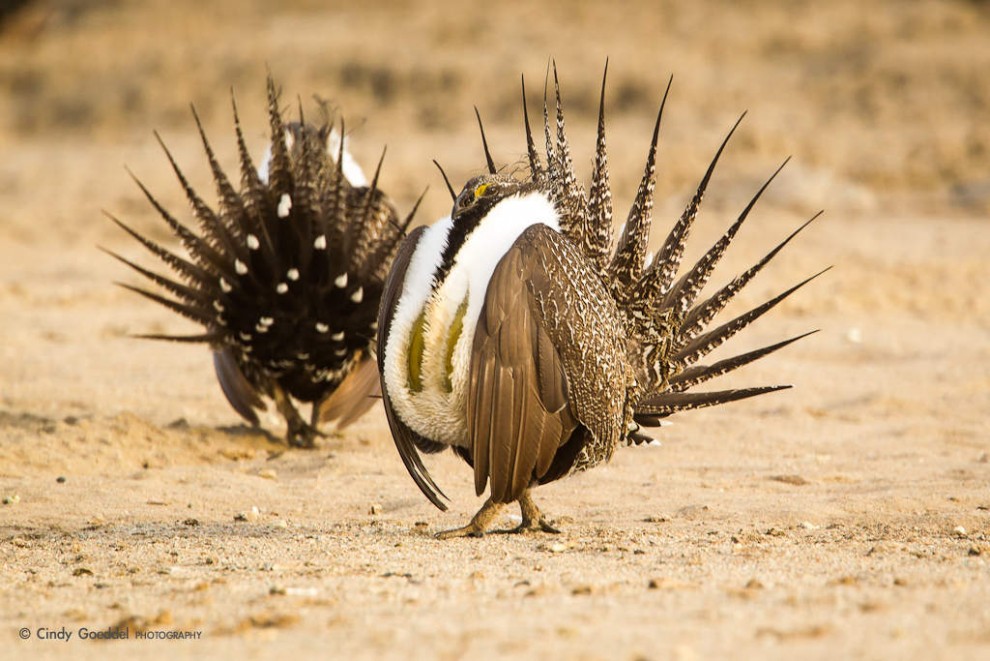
left=383, top=193, right=561, bottom=446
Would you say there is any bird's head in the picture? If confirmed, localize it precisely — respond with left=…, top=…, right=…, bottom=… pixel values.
left=451, top=174, right=528, bottom=223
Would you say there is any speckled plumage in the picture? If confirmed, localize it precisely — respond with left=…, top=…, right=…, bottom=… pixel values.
left=109, top=77, right=418, bottom=446
left=379, top=64, right=823, bottom=537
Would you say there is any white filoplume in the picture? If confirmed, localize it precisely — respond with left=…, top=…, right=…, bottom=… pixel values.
left=258, top=127, right=367, bottom=187
left=383, top=191, right=561, bottom=446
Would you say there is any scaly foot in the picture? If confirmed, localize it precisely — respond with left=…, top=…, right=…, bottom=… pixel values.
left=514, top=490, right=560, bottom=534
left=273, top=384, right=323, bottom=449
left=435, top=498, right=505, bottom=539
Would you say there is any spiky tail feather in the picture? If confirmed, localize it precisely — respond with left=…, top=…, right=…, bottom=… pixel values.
left=108, top=76, right=414, bottom=425
left=515, top=64, right=824, bottom=435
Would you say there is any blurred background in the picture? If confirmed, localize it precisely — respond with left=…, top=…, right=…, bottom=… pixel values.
left=1, top=0, right=988, bottom=240
left=0, top=0, right=988, bottom=422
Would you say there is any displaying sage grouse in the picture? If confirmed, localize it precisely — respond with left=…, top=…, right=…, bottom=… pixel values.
left=108, top=78, right=417, bottom=447
left=378, top=66, right=824, bottom=537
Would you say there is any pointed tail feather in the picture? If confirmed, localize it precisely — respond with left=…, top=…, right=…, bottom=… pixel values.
left=674, top=212, right=823, bottom=350
left=104, top=210, right=216, bottom=286
left=636, top=385, right=792, bottom=420
left=608, top=77, right=671, bottom=291
left=371, top=187, right=426, bottom=283
left=101, top=247, right=210, bottom=306
left=639, top=112, right=745, bottom=308
left=474, top=106, right=497, bottom=175
left=550, top=62, right=586, bottom=240
left=660, top=157, right=791, bottom=318
left=153, top=130, right=238, bottom=258
left=134, top=332, right=223, bottom=343
left=673, top=267, right=831, bottom=369
left=117, top=283, right=215, bottom=326
left=349, top=147, right=389, bottom=273
left=190, top=104, right=246, bottom=243
left=264, top=76, right=293, bottom=196
left=230, top=89, right=269, bottom=213
left=520, top=74, right=543, bottom=181
left=666, top=330, right=818, bottom=393
left=585, top=60, right=613, bottom=272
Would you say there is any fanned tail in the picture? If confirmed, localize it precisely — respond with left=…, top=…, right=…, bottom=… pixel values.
left=110, top=76, right=416, bottom=427
left=526, top=68, right=823, bottom=435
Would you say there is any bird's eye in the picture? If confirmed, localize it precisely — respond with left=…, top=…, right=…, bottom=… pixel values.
left=473, top=182, right=490, bottom=199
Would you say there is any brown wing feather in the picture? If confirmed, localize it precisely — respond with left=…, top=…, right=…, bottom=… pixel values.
left=470, top=225, right=629, bottom=500
left=213, top=349, right=264, bottom=426
left=377, top=226, right=449, bottom=510
left=468, top=228, right=592, bottom=504
left=316, top=356, right=381, bottom=429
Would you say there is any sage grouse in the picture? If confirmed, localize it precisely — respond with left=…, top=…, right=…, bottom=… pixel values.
left=377, top=66, right=824, bottom=537
left=108, top=78, right=417, bottom=447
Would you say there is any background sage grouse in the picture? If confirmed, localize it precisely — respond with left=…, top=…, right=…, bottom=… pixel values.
left=109, top=78, right=418, bottom=447
left=378, top=65, right=825, bottom=538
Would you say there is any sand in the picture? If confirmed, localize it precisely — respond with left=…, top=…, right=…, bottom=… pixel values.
left=1, top=1, right=989, bottom=659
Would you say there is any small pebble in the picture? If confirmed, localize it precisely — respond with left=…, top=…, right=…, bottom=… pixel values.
left=257, top=469, right=277, bottom=480
left=285, top=587, right=318, bottom=597
left=549, top=543, right=568, bottom=553
left=953, top=526, right=968, bottom=538
left=769, top=474, right=809, bottom=486
left=56, top=476, right=66, bottom=484
left=234, top=507, right=262, bottom=523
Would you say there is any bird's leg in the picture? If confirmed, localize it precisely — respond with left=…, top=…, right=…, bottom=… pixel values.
left=436, top=498, right=506, bottom=539
left=272, top=384, right=322, bottom=449
left=514, top=489, right=560, bottom=534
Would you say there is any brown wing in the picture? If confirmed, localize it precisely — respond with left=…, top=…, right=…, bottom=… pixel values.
left=469, top=227, right=583, bottom=504
left=316, top=355, right=381, bottom=429
left=213, top=348, right=264, bottom=426
left=377, top=226, right=450, bottom=511
left=470, top=225, right=628, bottom=503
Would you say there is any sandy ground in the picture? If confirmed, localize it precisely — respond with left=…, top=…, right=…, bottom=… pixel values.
left=1, top=1, right=989, bottom=659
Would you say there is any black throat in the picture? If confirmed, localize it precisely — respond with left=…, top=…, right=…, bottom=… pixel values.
left=431, top=180, right=538, bottom=287
left=432, top=203, right=492, bottom=286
